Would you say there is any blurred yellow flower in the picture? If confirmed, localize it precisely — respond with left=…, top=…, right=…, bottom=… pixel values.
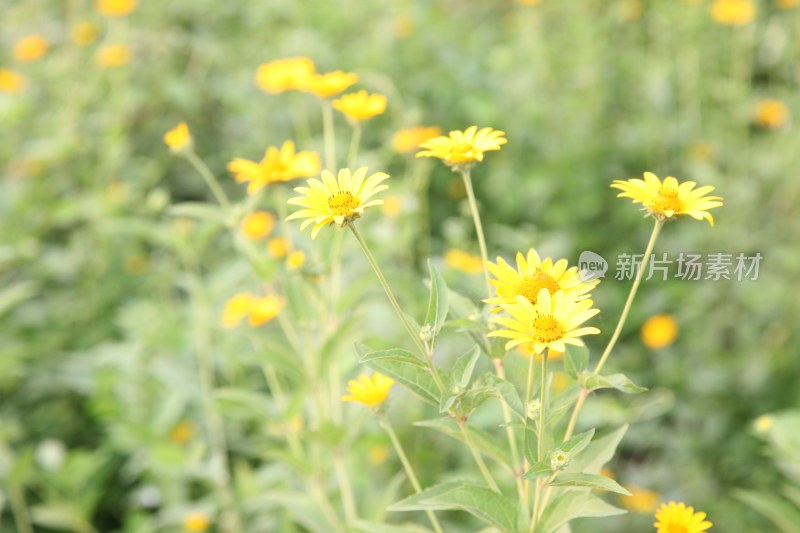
left=489, top=291, right=600, bottom=355
left=380, top=195, right=403, bottom=217
left=240, top=211, right=275, bottom=240
left=286, top=250, right=305, bottom=270
left=169, top=421, right=194, bottom=444
left=286, top=167, right=390, bottom=239
left=486, top=249, right=598, bottom=308
left=641, top=314, right=679, bottom=349
left=754, top=414, right=774, bottom=433
left=393, top=15, right=414, bottom=38
left=654, top=502, right=712, bottom=533
left=622, top=486, right=660, bottom=513
left=267, top=237, right=289, bottom=258
left=417, top=126, right=507, bottom=171
left=0, top=69, right=26, bottom=94
left=182, top=511, right=211, bottom=532
left=95, top=44, right=131, bottom=68
left=444, top=249, right=484, bottom=275
left=688, top=140, right=716, bottom=163
left=303, top=70, right=358, bottom=98
left=124, top=254, right=149, bottom=275
left=96, top=0, right=138, bottom=17
left=164, top=122, right=192, bottom=152
left=333, top=90, right=387, bottom=121
left=221, top=294, right=253, bottom=328
left=551, top=371, right=569, bottom=393
left=517, top=0, right=543, bottom=5
left=778, top=0, right=800, bottom=8
left=342, top=372, right=394, bottom=407
left=611, top=172, right=723, bottom=226
left=256, top=57, right=315, bottom=94
left=392, top=126, right=443, bottom=153
left=14, top=35, right=48, bottom=63
left=227, top=141, right=321, bottom=195
left=368, top=444, right=390, bottom=465
left=71, top=22, right=98, bottom=46
left=222, top=294, right=285, bottom=328
left=621, top=0, right=644, bottom=21
left=754, top=98, right=790, bottom=129
left=710, top=0, right=755, bottom=25
left=600, top=468, right=616, bottom=479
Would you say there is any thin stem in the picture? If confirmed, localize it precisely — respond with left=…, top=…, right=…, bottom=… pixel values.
left=523, top=354, right=536, bottom=502
left=459, top=168, right=493, bottom=300
left=382, top=416, right=444, bottom=533
left=458, top=421, right=502, bottom=493
left=347, top=122, right=362, bottom=169
left=495, top=359, right=525, bottom=507
left=530, top=352, right=549, bottom=531
left=321, top=101, right=336, bottom=171
left=310, top=477, right=344, bottom=531
left=333, top=453, right=358, bottom=524
left=185, top=150, right=232, bottom=213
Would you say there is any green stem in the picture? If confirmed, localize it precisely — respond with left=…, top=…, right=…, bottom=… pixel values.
left=381, top=416, right=444, bottom=533
left=8, top=484, right=33, bottom=533
left=495, top=359, right=526, bottom=507
left=458, top=421, right=502, bottom=493
left=322, top=101, right=336, bottom=171
left=333, top=452, right=358, bottom=524
left=530, top=352, right=549, bottom=531
left=310, top=477, right=344, bottom=531
left=347, top=122, right=362, bottom=169
left=523, top=354, right=536, bottom=502
left=185, top=150, right=232, bottom=213
left=459, top=168, right=493, bottom=300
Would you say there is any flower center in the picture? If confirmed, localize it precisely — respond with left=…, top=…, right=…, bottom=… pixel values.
left=666, top=525, right=687, bottom=533
left=518, top=270, right=560, bottom=303
left=653, top=186, right=682, bottom=214
left=531, top=313, right=565, bottom=344
left=327, top=191, right=360, bottom=217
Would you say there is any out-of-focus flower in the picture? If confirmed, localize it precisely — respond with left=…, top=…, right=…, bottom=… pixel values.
left=35, top=439, right=66, bottom=471
left=653, top=502, right=712, bottom=533
left=754, top=98, right=790, bottom=129
left=778, top=0, right=800, bottom=8
left=96, top=0, right=138, bottom=17
left=124, top=254, right=149, bottom=275
left=228, top=141, right=321, bottom=195
left=641, top=314, right=679, bottom=349
left=392, top=126, right=443, bottom=153
left=303, top=70, right=358, bottom=98
left=71, top=22, right=98, bottom=46
left=551, top=371, right=569, bottom=393
left=417, top=126, right=507, bottom=171
left=393, top=15, right=414, bottom=37
left=754, top=414, right=774, bottom=433
left=169, top=421, right=194, bottom=444
left=622, top=486, right=660, bottom=513
left=444, top=249, right=484, bottom=275
left=182, top=511, right=211, bottom=532
left=256, top=57, right=316, bottom=94
left=286, top=250, right=305, bottom=270
left=221, top=294, right=253, bottom=328
left=380, top=195, right=403, bottom=217
left=0, top=69, right=26, bottom=94
left=95, top=44, right=131, bottom=68
left=268, top=237, right=290, bottom=258
left=621, top=0, right=644, bottom=21
left=14, top=35, right=48, bottom=63
left=688, top=140, right=716, bottom=163
left=710, top=0, right=755, bottom=25
left=248, top=295, right=286, bottom=327
left=240, top=211, right=275, bottom=240
left=369, top=444, right=390, bottom=465
left=164, top=122, right=192, bottom=152
left=333, top=90, right=387, bottom=121
left=342, top=372, right=394, bottom=407
left=517, top=0, right=543, bottom=5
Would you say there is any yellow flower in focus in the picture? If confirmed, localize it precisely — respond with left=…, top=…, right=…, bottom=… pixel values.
left=256, top=57, right=316, bottom=94
left=369, top=444, right=390, bottom=465
left=169, top=421, right=194, bottom=444
left=654, top=502, right=712, bottom=533
left=71, top=22, right=98, bottom=46
left=286, top=167, right=390, bottom=239
left=248, top=295, right=286, bottom=327
left=611, top=172, right=723, bottom=226
left=303, top=70, right=359, bottom=98
left=95, top=44, right=131, bottom=68
left=0, top=69, right=26, bottom=94
left=268, top=237, right=290, bottom=258
left=228, top=141, right=321, bottom=195
left=489, top=291, right=600, bottom=355
left=96, top=0, right=138, bottom=17
left=444, top=249, right=484, bottom=275
left=240, top=211, right=275, bottom=240
left=754, top=414, right=774, bottom=433
left=710, top=0, right=755, bottom=25
left=164, top=122, right=192, bottom=152
left=778, top=0, right=800, bottom=8
left=417, top=126, right=507, bottom=171
left=182, top=511, right=211, bottom=532
left=622, top=486, right=660, bottom=513
left=286, top=250, right=305, bottom=270
left=641, top=314, right=679, bottom=349
left=754, top=98, right=790, bottom=129
left=333, top=90, right=387, bottom=121
left=342, top=372, right=394, bottom=407
left=486, top=249, right=599, bottom=309
left=380, top=195, right=403, bottom=217
left=392, top=126, right=443, bottom=153
left=221, top=294, right=253, bottom=328
left=14, top=35, right=49, bottom=63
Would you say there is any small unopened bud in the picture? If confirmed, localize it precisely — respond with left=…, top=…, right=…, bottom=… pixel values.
left=419, top=324, right=433, bottom=342
left=526, top=400, right=541, bottom=420
left=550, top=449, right=569, bottom=471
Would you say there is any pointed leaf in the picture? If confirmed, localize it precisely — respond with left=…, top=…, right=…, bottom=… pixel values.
left=424, top=260, right=449, bottom=347
left=548, top=473, right=630, bottom=495
left=565, top=425, right=628, bottom=475
left=483, top=373, right=526, bottom=421
left=451, top=345, right=481, bottom=390
left=734, top=490, right=800, bottom=533
left=522, top=462, right=552, bottom=480
left=356, top=344, right=441, bottom=406
left=357, top=344, right=428, bottom=368
left=415, top=418, right=512, bottom=469
left=563, top=345, right=589, bottom=379
left=561, top=429, right=595, bottom=458
left=580, top=372, right=646, bottom=394
left=538, top=492, right=625, bottom=533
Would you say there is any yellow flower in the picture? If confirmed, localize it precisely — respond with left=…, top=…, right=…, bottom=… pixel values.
left=417, top=126, right=507, bottom=171
left=267, top=237, right=289, bottom=258
left=71, top=22, right=98, bottom=46
left=182, top=511, right=211, bottom=532
left=488, top=290, right=600, bottom=355
left=221, top=294, right=253, bottom=328
left=380, top=195, right=403, bottom=217
left=240, top=211, right=275, bottom=240
left=14, top=35, right=49, bottom=63
left=710, top=0, right=755, bottom=25
left=286, top=167, right=390, bottom=239
left=96, top=0, right=138, bottom=17
left=286, top=250, right=305, bottom=270
left=392, top=126, right=443, bottom=153
left=342, top=372, right=394, bottom=407
left=248, top=295, right=286, bottom=327
left=303, top=70, right=359, bottom=98
left=169, top=421, right=194, bottom=444
left=227, top=141, right=321, bottom=195
left=654, top=502, right=712, bottom=533
left=517, top=0, right=543, bottom=5
left=754, top=414, right=774, bottom=433
left=95, top=44, right=131, bottom=68
left=486, top=249, right=599, bottom=309
left=622, top=486, right=660, bottom=513
left=256, top=57, right=316, bottom=94
left=332, top=90, right=387, bottom=121
left=778, top=0, right=800, bottom=8
left=164, top=122, right=192, bottom=152
left=611, top=172, right=723, bottom=226
left=369, top=444, right=390, bottom=465
left=444, top=249, right=484, bottom=275
left=754, top=98, right=790, bottom=129
left=641, top=314, right=679, bottom=349
left=0, top=69, right=26, bottom=94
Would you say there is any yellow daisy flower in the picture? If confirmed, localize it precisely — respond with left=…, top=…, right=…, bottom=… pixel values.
left=71, top=22, right=98, bottom=46
left=611, top=172, right=723, bottom=226
left=444, top=249, right=484, bottom=275
left=182, top=511, right=211, bottom=532
left=416, top=126, right=507, bottom=171
left=164, top=122, right=192, bottom=152
left=286, top=250, right=305, bottom=270
left=267, top=237, right=289, bottom=258
left=0, top=69, right=26, bottom=94
left=240, top=211, right=275, bottom=240
left=486, top=249, right=599, bottom=309
left=754, top=98, right=790, bottom=129
left=256, top=57, right=316, bottom=94
left=286, top=167, right=389, bottom=239
left=488, top=290, right=600, bottom=355
left=342, top=372, right=394, bottom=407
left=641, top=314, right=679, bottom=349
left=227, top=141, right=321, bottom=195
left=96, top=0, right=138, bottom=17
left=710, top=0, right=755, bottom=25
left=248, top=295, right=286, bottom=327
left=169, top=421, right=194, bottom=444
left=303, top=70, right=358, bottom=98
left=95, top=44, right=131, bottom=68
left=14, top=35, right=49, bottom=63
left=392, top=126, right=443, bottom=153
left=220, top=294, right=253, bottom=328
left=332, top=90, right=387, bottom=121
left=654, top=502, right=712, bottom=533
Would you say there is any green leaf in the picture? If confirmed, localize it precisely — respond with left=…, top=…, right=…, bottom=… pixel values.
left=537, top=491, right=625, bottom=533
left=734, top=489, right=800, bottom=533
left=563, top=345, right=589, bottom=379
left=389, top=482, right=518, bottom=532
left=451, top=345, right=481, bottom=390
left=579, top=372, right=647, bottom=394
left=415, top=418, right=512, bottom=469
left=566, top=425, right=628, bottom=475
left=356, top=344, right=441, bottom=406
left=0, top=281, right=38, bottom=317
left=424, top=260, right=449, bottom=347
left=354, top=520, right=433, bottom=533
left=357, top=344, right=428, bottom=368
left=482, top=373, right=526, bottom=421
left=167, top=201, right=227, bottom=224
left=548, top=473, right=630, bottom=495
left=522, top=462, right=552, bottom=479
left=561, top=429, right=595, bottom=458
